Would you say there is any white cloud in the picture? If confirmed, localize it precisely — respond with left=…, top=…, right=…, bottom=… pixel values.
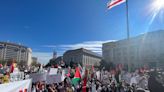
left=42, top=45, right=56, bottom=48
left=32, top=52, right=52, bottom=64
left=33, top=40, right=115, bottom=64
left=59, top=40, right=115, bottom=53
left=35, top=40, right=115, bottom=64
left=44, top=40, right=115, bottom=54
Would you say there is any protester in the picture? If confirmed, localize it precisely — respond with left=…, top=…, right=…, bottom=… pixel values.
left=1, top=61, right=164, bottom=92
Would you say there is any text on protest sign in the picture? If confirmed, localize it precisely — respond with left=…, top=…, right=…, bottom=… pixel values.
left=46, top=74, right=61, bottom=84
left=0, top=79, right=32, bottom=92
left=29, top=73, right=47, bottom=83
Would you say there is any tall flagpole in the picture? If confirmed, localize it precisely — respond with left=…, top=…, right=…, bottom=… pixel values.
left=126, top=0, right=130, bottom=39
left=107, top=0, right=131, bottom=71
left=125, top=0, right=131, bottom=72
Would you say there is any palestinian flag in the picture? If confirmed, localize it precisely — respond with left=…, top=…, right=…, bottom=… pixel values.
left=65, top=68, right=71, bottom=77
left=72, top=67, right=81, bottom=86
left=78, top=64, right=83, bottom=74
left=10, top=62, right=16, bottom=73
left=82, top=69, right=88, bottom=92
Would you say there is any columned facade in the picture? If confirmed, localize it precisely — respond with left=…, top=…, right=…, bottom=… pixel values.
left=63, top=48, right=101, bottom=66
left=103, top=30, right=164, bottom=68
left=0, top=42, right=32, bottom=66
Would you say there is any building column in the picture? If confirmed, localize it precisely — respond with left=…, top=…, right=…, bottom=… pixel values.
left=3, top=45, right=7, bottom=61
left=17, top=47, right=21, bottom=62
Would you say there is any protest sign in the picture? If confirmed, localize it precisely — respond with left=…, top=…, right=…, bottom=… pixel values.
left=10, top=72, right=24, bottom=82
left=46, top=74, right=61, bottom=84
left=0, top=79, right=32, bottom=92
left=29, top=73, right=47, bottom=83
left=49, top=68, right=58, bottom=75
left=13, top=68, right=19, bottom=73
left=96, top=71, right=100, bottom=80
left=61, top=70, right=66, bottom=81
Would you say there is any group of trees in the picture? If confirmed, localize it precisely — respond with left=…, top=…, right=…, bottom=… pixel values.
left=0, top=58, right=41, bottom=69
left=0, top=59, right=16, bottom=66
left=99, top=60, right=130, bottom=71
left=0, top=59, right=27, bottom=71
left=45, top=58, right=117, bottom=70
left=45, top=58, right=58, bottom=67
left=99, top=60, right=115, bottom=70
left=30, top=60, right=41, bottom=67
left=42, top=56, right=164, bottom=71
left=0, top=60, right=7, bottom=65
left=45, top=56, right=64, bottom=68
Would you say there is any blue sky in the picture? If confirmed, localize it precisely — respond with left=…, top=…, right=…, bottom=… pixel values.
left=0, top=0, right=164, bottom=64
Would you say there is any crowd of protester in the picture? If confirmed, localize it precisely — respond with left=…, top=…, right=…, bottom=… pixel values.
left=0, top=61, right=164, bottom=92
left=0, top=64, right=12, bottom=84
left=31, top=76, right=148, bottom=92
left=30, top=65, right=164, bottom=92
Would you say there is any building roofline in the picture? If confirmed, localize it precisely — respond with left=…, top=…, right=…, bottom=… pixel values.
left=103, top=30, right=164, bottom=45
left=0, top=41, right=28, bottom=48
left=64, top=48, right=102, bottom=58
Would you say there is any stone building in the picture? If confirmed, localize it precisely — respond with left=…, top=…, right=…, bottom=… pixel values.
left=0, top=42, right=32, bottom=66
left=63, top=48, right=102, bottom=66
left=103, top=30, right=164, bottom=68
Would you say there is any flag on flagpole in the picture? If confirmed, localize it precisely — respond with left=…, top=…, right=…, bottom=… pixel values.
left=65, top=67, right=71, bottom=77
left=82, top=77, right=87, bottom=92
left=81, top=67, right=86, bottom=79
left=78, top=64, right=83, bottom=74
left=82, top=69, right=88, bottom=92
left=61, top=69, right=66, bottom=81
left=107, top=0, right=126, bottom=9
left=72, top=67, right=81, bottom=86
left=10, top=62, right=16, bottom=73
left=91, top=65, right=95, bottom=78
